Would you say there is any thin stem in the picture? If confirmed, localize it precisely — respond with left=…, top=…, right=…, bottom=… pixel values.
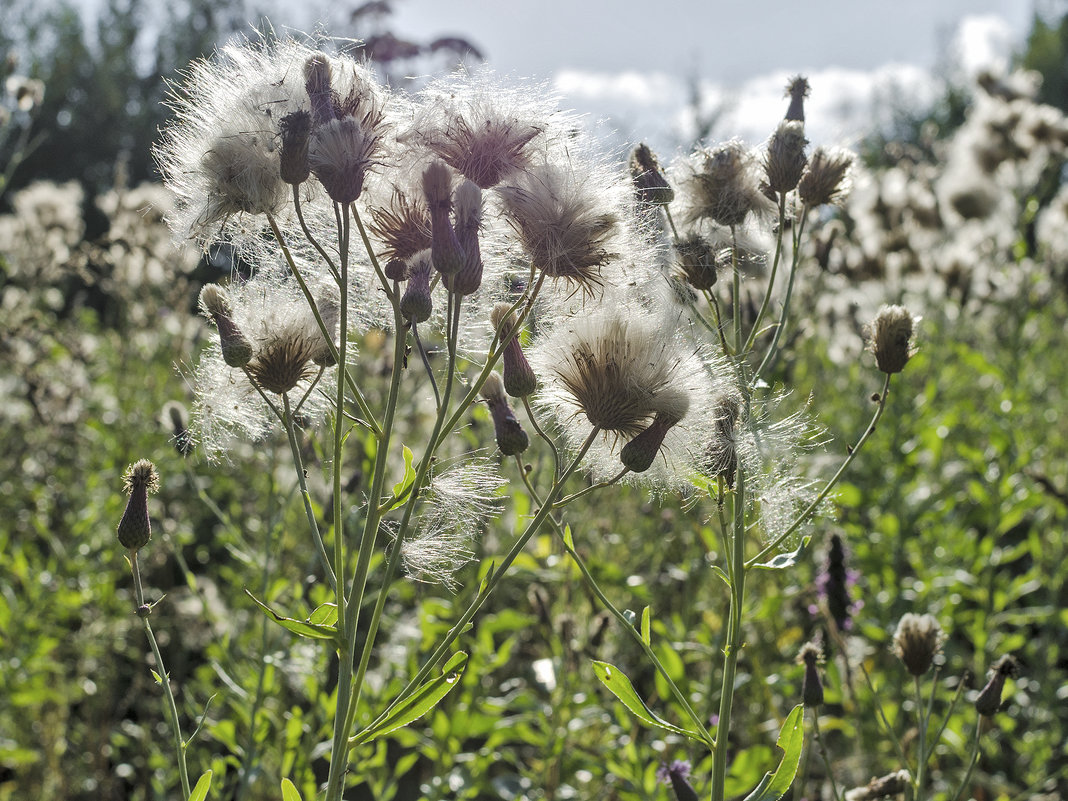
left=856, top=658, right=912, bottom=770
left=813, top=711, right=843, bottom=801
left=742, top=194, right=788, bottom=354
left=131, top=550, right=191, bottom=800
left=731, top=226, right=742, bottom=353
left=281, top=392, right=337, bottom=592
left=522, top=395, right=562, bottom=481
left=411, top=322, right=441, bottom=409
left=754, top=206, right=809, bottom=382
left=292, top=184, right=341, bottom=285
left=748, top=373, right=892, bottom=567
left=914, top=674, right=931, bottom=800
left=953, top=718, right=983, bottom=801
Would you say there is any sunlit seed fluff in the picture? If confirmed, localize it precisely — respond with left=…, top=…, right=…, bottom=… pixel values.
left=765, top=120, right=808, bottom=194
left=279, top=110, right=312, bottom=185
left=866, top=304, right=916, bottom=374
left=480, top=371, right=529, bottom=455
left=199, top=284, right=253, bottom=367
left=117, top=459, right=160, bottom=551
left=892, top=613, right=945, bottom=676
left=422, top=161, right=465, bottom=275
left=843, top=771, right=912, bottom=801
left=162, top=401, right=194, bottom=457
left=400, top=249, right=434, bottom=323
left=630, top=143, right=674, bottom=205
left=784, top=75, right=810, bottom=122
left=491, top=303, right=536, bottom=397
left=705, top=393, right=741, bottom=488
left=310, top=117, right=378, bottom=205
left=311, top=288, right=340, bottom=366
left=683, top=139, right=773, bottom=228
left=445, top=179, right=484, bottom=295
left=497, top=162, right=619, bottom=291
left=798, top=146, right=854, bottom=207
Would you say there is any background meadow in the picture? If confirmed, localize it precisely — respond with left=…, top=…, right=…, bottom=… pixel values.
left=1, top=2, right=1066, bottom=800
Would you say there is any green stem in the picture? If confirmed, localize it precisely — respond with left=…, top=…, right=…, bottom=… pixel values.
left=748, top=373, right=892, bottom=567
left=754, top=206, right=809, bottom=382
left=953, top=718, right=983, bottom=801
left=742, top=194, right=787, bottom=354
left=915, top=675, right=931, bottom=800
left=813, top=711, right=843, bottom=801
left=731, top=226, right=742, bottom=353
left=131, top=551, right=191, bottom=800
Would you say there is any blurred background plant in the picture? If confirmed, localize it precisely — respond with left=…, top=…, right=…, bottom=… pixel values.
left=0, top=2, right=1066, bottom=801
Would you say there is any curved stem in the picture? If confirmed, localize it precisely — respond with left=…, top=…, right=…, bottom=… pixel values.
left=292, top=184, right=341, bottom=284
left=754, top=206, right=809, bottom=382
left=747, top=373, right=892, bottom=567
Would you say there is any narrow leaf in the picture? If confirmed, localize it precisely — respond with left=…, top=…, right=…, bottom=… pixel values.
left=350, top=652, right=469, bottom=747
left=245, top=590, right=341, bottom=643
left=591, top=660, right=702, bottom=741
left=562, top=525, right=574, bottom=549
left=187, top=770, right=212, bottom=801
left=752, top=537, right=810, bottom=571
left=640, top=607, right=651, bottom=646
left=742, top=704, right=805, bottom=801
left=280, top=777, right=303, bottom=801
left=388, top=446, right=417, bottom=509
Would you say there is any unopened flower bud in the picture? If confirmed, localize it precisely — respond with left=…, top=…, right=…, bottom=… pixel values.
left=279, top=110, right=312, bottom=185
left=481, top=372, right=529, bottom=455
left=384, top=257, right=409, bottom=282
left=400, top=250, right=433, bottom=323
left=974, top=654, right=1020, bottom=717
left=630, top=143, right=674, bottom=205
left=117, top=460, right=160, bottom=551
left=766, top=120, right=808, bottom=194
left=491, top=303, right=537, bottom=397
left=866, top=305, right=916, bottom=374
left=446, top=180, right=484, bottom=296
left=304, top=53, right=335, bottom=126
left=199, top=284, right=252, bottom=367
left=675, top=234, right=719, bottom=290
left=797, top=641, right=824, bottom=707
left=620, top=410, right=685, bottom=473
left=798, top=146, right=853, bottom=207
left=893, top=613, right=945, bottom=676
left=784, top=75, right=809, bottom=122
left=423, top=161, right=465, bottom=276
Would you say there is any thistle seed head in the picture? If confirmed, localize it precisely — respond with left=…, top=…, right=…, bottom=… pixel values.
left=765, top=120, right=808, bottom=194
left=630, top=143, right=674, bottom=206
left=866, top=304, right=916, bottom=374
left=893, top=613, right=945, bottom=676
left=798, top=146, right=854, bottom=207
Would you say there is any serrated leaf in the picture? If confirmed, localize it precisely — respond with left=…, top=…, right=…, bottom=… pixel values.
left=752, top=537, right=810, bottom=570
left=640, top=607, right=651, bottom=645
left=280, top=777, right=302, bottom=801
left=741, top=704, right=805, bottom=801
left=388, top=446, right=417, bottom=510
left=187, top=770, right=212, bottom=801
left=349, top=652, right=469, bottom=747
left=245, top=590, right=341, bottom=643
left=591, top=660, right=703, bottom=742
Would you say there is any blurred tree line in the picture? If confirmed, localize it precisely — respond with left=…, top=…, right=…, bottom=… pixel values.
left=0, top=0, right=479, bottom=225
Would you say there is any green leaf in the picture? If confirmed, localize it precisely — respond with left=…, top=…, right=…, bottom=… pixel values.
left=640, top=607, right=651, bottom=646
left=742, top=704, right=805, bottom=801
left=187, top=770, right=212, bottom=801
left=280, top=777, right=302, bottom=801
left=245, top=590, right=341, bottom=643
left=591, top=660, right=703, bottom=742
left=349, top=652, right=468, bottom=747
left=752, top=537, right=810, bottom=570
left=562, top=525, right=575, bottom=549
left=307, top=603, right=338, bottom=627
left=388, top=446, right=417, bottom=510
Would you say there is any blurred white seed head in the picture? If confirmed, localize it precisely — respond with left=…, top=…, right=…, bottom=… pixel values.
left=680, top=139, right=774, bottom=228
left=798, top=146, right=854, bottom=207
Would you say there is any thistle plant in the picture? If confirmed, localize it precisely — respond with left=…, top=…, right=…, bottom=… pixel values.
left=149, top=37, right=921, bottom=801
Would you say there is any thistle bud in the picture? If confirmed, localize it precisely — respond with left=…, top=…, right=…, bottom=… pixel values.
left=797, top=641, right=824, bottom=707
left=866, top=305, right=916, bottom=374
left=620, top=410, right=685, bottom=473
left=657, top=761, right=698, bottom=801
left=892, top=613, right=945, bottom=676
left=400, top=250, right=433, bottom=324
left=480, top=372, right=529, bottom=455
left=117, top=460, right=160, bottom=551
left=491, top=303, right=536, bottom=397
left=784, top=75, right=810, bottom=122
left=384, top=257, right=409, bottom=282
left=843, top=770, right=911, bottom=801
left=630, top=143, right=674, bottom=205
left=198, top=284, right=252, bottom=367
left=162, top=401, right=193, bottom=457
left=765, top=120, right=808, bottom=194
left=675, top=234, right=719, bottom=290
left=798, top=146, right=853, bottom=207
left=445, top=180, right=484, bottom=296
left=974, top=654, right=1020, bottom=717
left=304, top=52, right=335, bottom=126
left=279, top=110, right=312, bottom=185
left=422, top=161, right=465, bottom=276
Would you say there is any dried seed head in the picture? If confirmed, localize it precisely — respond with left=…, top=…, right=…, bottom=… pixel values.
left=246, top=332, right=321, bottom=395
left=279, top=109, right=312, bottom=185
left=785, top=75, right=810, bottom=122
left=481, top=372, right=529, bottom=455
left=893, top=613, right=945, bottom=676
left=974, top=654, right=1020, bottom=717
left=117, top=460, right=160, bottom=551
left=798, top=146, right=854, bottom=207
left=683, top=139, right=772, bottom=228
left=706, top=393, right=741, bottom=488
left=866, top=305, right=916, bottom=374
left=797, top=641, right=825, bottom=707
left=630, top=143, right=674, bottom=205
left=304, top=52, right=335, bottom=125
left=400, top=250, right=434, bottom=323
left=199, top=284, right=253, bottom=367
left=675, top=234, right=719, bottom=290
left=369, top=189, right=432, bottom=263
left=765, top=120, right=808, bottom=194
left=844, top=770, right=911, bottom=801
left=310, top=116, right=379, bottom=204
